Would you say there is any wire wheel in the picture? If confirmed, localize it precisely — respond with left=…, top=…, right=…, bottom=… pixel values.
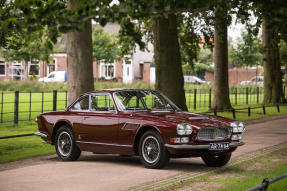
left=57, top=131, right=72, bottom=157
left=141, top=135, right=160, bottom=164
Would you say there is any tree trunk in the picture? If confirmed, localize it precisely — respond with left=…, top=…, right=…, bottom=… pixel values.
left=66, top=0, right=94, bottom=104
left=152, top=14, right=187, bottom=111
left=262, top=17, right=285, bottom=104
left=24, top=61, right=29, bottom=80
left=213, top=0, right=232, bottom=110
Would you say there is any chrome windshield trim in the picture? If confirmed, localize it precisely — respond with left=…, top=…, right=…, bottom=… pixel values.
left=165, top=142, right=245, bottom=149
left=76, top=141, right=133, bottom=148
left=34, top=132, right=48, bottom=138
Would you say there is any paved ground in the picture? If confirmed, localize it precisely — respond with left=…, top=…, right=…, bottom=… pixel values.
left=0, top=115, right=287, bottom=191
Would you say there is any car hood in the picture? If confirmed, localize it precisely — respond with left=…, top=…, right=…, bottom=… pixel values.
left=132, top=110, right=232, bottom=129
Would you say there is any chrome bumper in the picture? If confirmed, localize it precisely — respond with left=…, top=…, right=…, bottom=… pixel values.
left=165, top=142, right=245, bottom=149
left=34, top=132, right=48, bottom=138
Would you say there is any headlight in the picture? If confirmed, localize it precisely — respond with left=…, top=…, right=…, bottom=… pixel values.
left=231, top=121, right=245, bottom=133
left=177, top=123, right=193, bottom=135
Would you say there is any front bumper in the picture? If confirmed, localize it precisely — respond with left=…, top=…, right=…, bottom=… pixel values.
left=165, top=141, right=245, bottom=149
left=34, top=132, right=48, bottom=138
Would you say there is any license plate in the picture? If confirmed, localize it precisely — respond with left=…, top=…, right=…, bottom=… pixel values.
left=209, top=143, right=229, bottom=151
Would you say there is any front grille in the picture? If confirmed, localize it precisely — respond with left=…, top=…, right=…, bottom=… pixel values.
left=197, top=127, right=231, bottom=141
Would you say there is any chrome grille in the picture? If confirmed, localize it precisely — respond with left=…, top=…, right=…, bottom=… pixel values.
left=197, top=128, right=231, bottom=141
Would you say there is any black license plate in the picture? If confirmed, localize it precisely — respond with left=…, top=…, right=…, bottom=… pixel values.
left=209, top=143, right=229, bottom=151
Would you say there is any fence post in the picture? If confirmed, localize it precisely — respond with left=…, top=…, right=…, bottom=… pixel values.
left=14, top=91, right=19, bottom=124
left=29, top=91, right=32, bottom=120
left=246, top=87, right=249, bottom=104
left=235, top=88, right=237, bottom=105
left=53, top=90, right=57, bottom=111
left=41, top=91, right=44, bottom=113
left=284, top=86, right=286, bottom=99
left=257, top=87, right=259, bottom=104
left=1, top=92, right=3, bottom=123
left=65, top=91, right=68, bottom=108
left=232, top=108, right=236, bottom=119
left=248, top=107, right=251, bottom=117
left=194, top=89, right=197, bottom=110
left=263, top=105, right=266, bottom=115
left=189, top=90, right=191, bottom=110
left=209, top=88, right=211, bottom=109
left=277, top=104, right=280, bottom=113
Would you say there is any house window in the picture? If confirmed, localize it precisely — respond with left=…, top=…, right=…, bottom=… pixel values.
left=29, top=61, right=39, bottom=76
left=48, top=59, right=56, bottom=74
left=100, top=62, right=115, bottom=80
left=10, top=62, right=24, bottom=79
left=0, top=61, right=5, bottom=75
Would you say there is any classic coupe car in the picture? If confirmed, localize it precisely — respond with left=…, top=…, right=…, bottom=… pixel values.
left=36, top=89, right=245, bottom=169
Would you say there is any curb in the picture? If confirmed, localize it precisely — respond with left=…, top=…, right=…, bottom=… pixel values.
left=244, top=113, right=287, bottom=125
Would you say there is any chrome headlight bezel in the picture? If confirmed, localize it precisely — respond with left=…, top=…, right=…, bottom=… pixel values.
left=177, top=123, right=193, bottom=135
left=231, top=121, right=245, bottom=133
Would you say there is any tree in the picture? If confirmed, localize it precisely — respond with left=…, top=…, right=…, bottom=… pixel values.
left=152, top=13, right=187, bottom=110
left=251, top=0, right=287, bottom=104
left=1, top=29, right=53, bottom=79
left=66, top=0, right=94, bottom=104
left=213, top=0, right=232, bottom=110
left=92, top=26, right=119, bottom=63
left=230, top=32, right=262, bottom=68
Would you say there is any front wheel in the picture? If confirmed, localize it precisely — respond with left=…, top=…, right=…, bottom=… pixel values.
left=55, top=126, right=81, bottom=161
left=201, top=153, right=231, bottom=167
left=139, top=130, right=169, bottom=169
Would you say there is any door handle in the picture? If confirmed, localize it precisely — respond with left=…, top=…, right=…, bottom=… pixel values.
left=83, top=116, right=90, bottom=120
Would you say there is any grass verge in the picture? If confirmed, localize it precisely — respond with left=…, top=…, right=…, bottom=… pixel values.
left=168, top=147, right=287, bottom=191
left=0, top=123, right=54, bottom=163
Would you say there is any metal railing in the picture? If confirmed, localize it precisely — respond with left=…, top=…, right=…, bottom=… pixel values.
left=0, top=86, right=286, bottom=125
left=247, top=172, right=287, bottom=191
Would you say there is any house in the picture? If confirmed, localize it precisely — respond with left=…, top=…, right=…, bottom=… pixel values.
left=0, top=23, right=155, bottom=83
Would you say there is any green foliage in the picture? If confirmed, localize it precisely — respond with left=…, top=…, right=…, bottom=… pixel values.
left=182, top=63, right=214, bottom=75
left=92, top=26, right=120, bottom=63
left=230, top=31, right=262, bottom=67
left=198, top=48, right=213, bottom=65
left=280, top=40, right=287, bottom=66
left=1, top=28, right=53, bottom=63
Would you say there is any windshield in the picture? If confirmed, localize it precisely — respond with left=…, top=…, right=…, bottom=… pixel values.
left=114, top=90, right=179, bottom=111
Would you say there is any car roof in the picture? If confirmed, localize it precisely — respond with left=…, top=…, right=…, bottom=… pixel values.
left=80, top=88, right=155, bottom=96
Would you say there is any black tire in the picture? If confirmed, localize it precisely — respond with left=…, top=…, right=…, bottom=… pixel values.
left=55, top=126, right=81, bottom=161
left=201, top=153, right=231, bottom=167
left=138, top=130, right=169, bottom=169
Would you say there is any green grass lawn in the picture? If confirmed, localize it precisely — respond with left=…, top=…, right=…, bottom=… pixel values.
left=0, top=124, right=54, bottom=163
left=0, top=88, right=267, bottom=124
left=167, top=147, right=287, bottom=191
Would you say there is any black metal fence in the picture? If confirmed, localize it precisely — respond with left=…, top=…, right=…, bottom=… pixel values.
left=185, top=87, right=266, bottom=110
left=0, top=86, right=286, bottom=125
left=0, top=91, right=67, bottom=124
left=247, top=172, right=287, bottom=191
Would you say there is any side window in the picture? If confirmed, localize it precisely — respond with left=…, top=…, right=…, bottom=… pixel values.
left=70, top=96, right=90, bottom=111
left=91, top=94, right=115, bottom=112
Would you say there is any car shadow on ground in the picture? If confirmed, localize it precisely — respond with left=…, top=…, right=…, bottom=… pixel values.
left=46, top=153, right=211, bottom=172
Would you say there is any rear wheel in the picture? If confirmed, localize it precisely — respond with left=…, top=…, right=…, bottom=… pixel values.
left=139, top=130, right=169, bottom=169
left=201, top=153, right=231, bottom=167
left=55, top=126, right=81, bottom=161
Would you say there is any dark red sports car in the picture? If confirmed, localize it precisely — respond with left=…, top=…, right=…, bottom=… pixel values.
left=36, top=89, right=245, bottom=169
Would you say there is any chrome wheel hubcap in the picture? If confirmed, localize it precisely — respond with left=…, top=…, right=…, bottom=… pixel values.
left=57, top=131, right=72, bottom=157
left=142, top=136, right=160, bottom=164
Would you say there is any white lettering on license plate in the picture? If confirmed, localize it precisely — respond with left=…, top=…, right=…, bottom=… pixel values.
left=209, top=143, right=229, bottom=150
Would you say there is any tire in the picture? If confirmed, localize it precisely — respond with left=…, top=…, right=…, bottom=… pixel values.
left=55, top=126, right=81, bottom=161
left=201, top=153, right=231, bottom=167
left=138, top=130, right=169, bottom=169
